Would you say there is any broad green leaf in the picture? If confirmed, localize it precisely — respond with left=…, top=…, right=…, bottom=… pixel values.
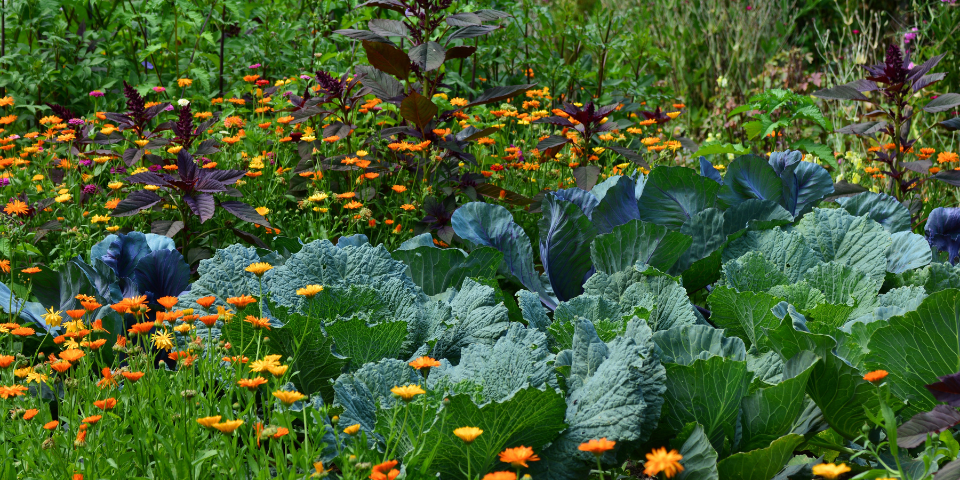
left=723, top=229, right=822, bottom=283
left=794, top=208, right=890, bottom=279
left=673, top=208, right=726, bottom=273
left=886, top=231, right=932, bottom=274
left=325, top=317, right=408, bottom=368
left=740, top=354, right=816, bottom=451
left=676, top=424, right=720, bottom=480
left=836, top=192, right=911, bottom=233
left=717, top=155, right=783, bottom=209
left=803, top=262, right=881, bottom=319
left=653, top=325, right=746, bottom=365
left=716, top=434, right=805, bottom=480
left=393, top=246, right=502, bottom=296
left=590, top=219, right=693, bottom=273
left=767, top=282, right=825, bottom=311
left=708, top=286, right=783, bottom=349
left=638, top=166, right=720, bottom=230
left=722, top=251, right=789, bottom=293
left=663, top=356, right=752, bottom=449
left=867, top=289, right=960, bottom=415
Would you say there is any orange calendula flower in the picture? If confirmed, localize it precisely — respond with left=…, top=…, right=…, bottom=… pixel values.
left=94, top=398, right=117, bottom=410
left=244, top=315, right=271, bottom=329
left=81, top=414, right=102, bottom=425
left=10, top=326, right=35, bottom=336
left=811, top=463, right=851, bottom=479
left=0, top=385, right=28, bottom=399
left=498, top=446, right=540, bottom=468
left=43, top=420, right=59, bottom=430
left=66, top=309, right=87, bottom=320
left=408, top=356, right=441, bottom=370
left=344, top=201, right=364, bottom=209
left=237, top=377, right=268, bottom=390
left=196, top=296, right=217, bottom=308
left=370, top=460, right=400, bottom=480
left=122, top=371, right=144, bottom=382
left=391, top=384, right=425, bottom=402
left=156, top=296, right=179, bottom=310
left=96, top=367, right=117, bottom=389
left=59, top=350, right=85, bottom=362
left=296, top=284, right=324, bottom=297
left=939, top=151, right=960, bottom=164
left=226, top=295, right=257, bottom=308
left=644, top=447, right=684, bottom=478
left=212, top=419, right=244, bottom=433
left=3, top=199, right=29, bottom=216
left=21, top=267, right=41, bottom=275
left=244, top=262, right=273, bottom=276
left=197, top=416, right=222, bottom=428
left=127, top=322, right=153, bottom=335
left=344, top=424, right=361, bottom=435
left=578, top=438, right=616, bottom=456
left=23, top=409, right=39, bottom=420
left=272, top=390, right=306, bottom=405
left=453, top=426, right=483, bottom=443
left=864, top=370, right=888, bottom=383
left=482, top=473, right=516, bottom=480
left=0, top=355, right=14, bottom=368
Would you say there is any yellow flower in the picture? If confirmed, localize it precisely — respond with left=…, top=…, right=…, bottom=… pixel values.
left=26, top=372, right=49, bottom=384
left=91, top=215, right=111, bottom=224
left=212, top=419, right=244, bottom=434
left=272, top=390, right=306, bottom=405
left=55, top=193, right=72, bottom=203
left=32, top=174, right=44, bottom=181
left=307, top=192, right=328, bottom=202
left=343, top=424, right=361, bottom=435
left=144, top=185, right=160, bottom=191
left=134, top=139, right=150, bottom=147
left=167, top=145, right=183, bottom=154
left=453, top=426, right=483, bottom=443
left=108, top=181, right=123, bottom=190
left=245, top=262, right=273, bottom=276
left=255, top=207, right=269, bottom=216
left=643, top=447, right=684, bottom=478
left=450, top=97, right=469, bottom=107
left=150, top=329, right=174, bottom=351
left=197, top=415, right=222, bottom=428
left=811, top=463, right=851, bottom=479
left=43, top=307, right=63, bottom=327
left=178, top=78, right=193, bottom=87
left=250, top=354, right=283, bottom=373
left=666, top=111, right=681, bottom=119
left=296, top=284, right=324, bottom=297
left=106, top=226, right=120, bottom=233
left=390, top=384, right=425, bottom=402
left=355, top=150, right=368, bottom=157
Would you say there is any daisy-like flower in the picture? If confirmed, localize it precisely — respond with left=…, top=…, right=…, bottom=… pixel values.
left=4, top=199, right=29, bottom=216
left=296, top=284, right=324, bottom=297
left=578, top=438, right=616, bottom=456
left=226, top=295, right=257, bottom=308
left=391, top=384, right=425, bottom=402
left=212, top=419, right=244, bottom=433
left=408, top=356, right=441, bottom=370
left=343, top=424, right=361, bottom=435
left=243, top=315, right=271, bottom=329
left=498, top=446, right=540, bottom=468
left=811, top=463, right=851, bottom=479
left=150, top=329, right=174, bottom=351
left=197, top=416, right=222, bottom=428
left=272, top=390, right=306, bottom=405
left=453, top=426, right=483, bottom=443
left=643, top=447, right=684, bottom=478
left=370, top=460, right=400, bottom=480
left=245, top=262, right=273, bottom=276
left=237, top=377, right=268, bottom=390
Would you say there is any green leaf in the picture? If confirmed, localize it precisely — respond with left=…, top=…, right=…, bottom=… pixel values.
left=767, top=282, right=825, bottom=311
left=794, top=208, right=890, bottom=279
left=717, top=155, right=783, bottom=209
left=721, top=251, right=789, bottom=293
left=638, top=166, right=720, bottom=230
left=708, top=286, right=784, bottom=349
left=676, top=424, right=720, bottom=480
left=400, top=91, right=438, bottom=129
left=663, top=356, right=752, bottom=449
left=325, top=317, right=408, bottom=368
left=835, top=192, right=911, bottom=234
left=693, top=143, right=749, bottom=157
left=716, top=434, right=805, bottom=480
left=272, top=312, right=349, bottom=402
left=393, top=246, right=502, bottom=296
left=867, top=289, right=960, bottom=415
left=652, top=325, right=746, bottom=365
left=886, top=231, right=932, bottom=274
left=723, top=229, right=822, bottom=284
left=803, top=262, right=881, bottom=318
left=418, top=387, right=566, bottom=479
left=590, top=219, right=693, bottom=273
left=740, top=354, right=816, bottom=451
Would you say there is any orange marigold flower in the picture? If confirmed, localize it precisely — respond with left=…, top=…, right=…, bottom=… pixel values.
left=498, top=446, right=540, bottom=468
left=939, top=152, right=960, bottom=164
left=408, top=356, right=441, bottom=370
left=644, top=447, right=684, bottom=478
left=272, top=390, right=306, bottom=405
left=344, top=201, right=363, bottom=209
left=237, top=377, right=268, bottom=390
left=212, top=419, right=244, bottom=433
left=94, top=398, right=117, bottom=410
left=453, top=426, right=483, bottom=443
left=197, top=415, right=222, bottom=428
left=43, top=420, right=59, bottom=430
left=157, top=296, right=179, bottom=310
left=370, top=460, right=400, bottom=480
left=96, top=367, right=117, bottom=388
left=196, top=296, right=216, bottom=308
left=0, top=385, right=28, bottom=399
left=10, top=326, right=35, bottom=336
left=4, top=199, right=30, bottom=216
left=812, top=463, right=851, bottom=479
left=0, top=355, right=14, bottom=368
left=66, top=309, right=87, bottom=320
left=122, top=371, right=145, bottom=382
left=20, top=267, right=41, bottom=275
left=127, top=322, right=153, bottom=335
left=82, top=415, right=102, bottom=424
left=59, top=350, right=85, bottom=362
left=226, top=295, right=257, bottom=308
left=243, top=315, right=271, bottom=329
left=578, top=438, right=616, bottom=456
left=482, top=473, right=516, bottom=480
left=23, top=408, right=39, bottom=420
left=864, top=370, right=888, bottom=383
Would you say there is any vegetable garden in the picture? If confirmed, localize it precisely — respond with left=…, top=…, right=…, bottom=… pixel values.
left=2, top=0, right=960, bottom=478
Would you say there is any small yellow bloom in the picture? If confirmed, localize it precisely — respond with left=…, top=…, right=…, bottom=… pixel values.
left=296, top=284, right=324, bottom=297
left=108, top=181, right=123, bottom=190
left=212, top=419, right=244, bottom=434
left=811, top=463, right=851, bottom=479
left=245, top=262, right=273, bottom=276
left=255, top=207, right=269, bottom=216
left=390, top=384, right=425, bottom=402
left=272, top=390, right=306, bottom=405
left=454, top=426, right=483, bottom=443
left=197, top=416, right=222, bottom=428
left=343, top=424, right=361, bottom=435
left=134, top=139, right=150, bottom=147
left=167, top=145, right=183, bottom=154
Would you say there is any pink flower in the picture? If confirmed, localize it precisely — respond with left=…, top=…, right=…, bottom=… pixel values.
left=249, top=63, right=262, bottom=69
left=746, top=5, right=753, bottom=9
left=153, top=86, right=166, bottom=93
left=852, top=29, right=860, bottom=34
left=89, top=90, right=104, bottom=97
